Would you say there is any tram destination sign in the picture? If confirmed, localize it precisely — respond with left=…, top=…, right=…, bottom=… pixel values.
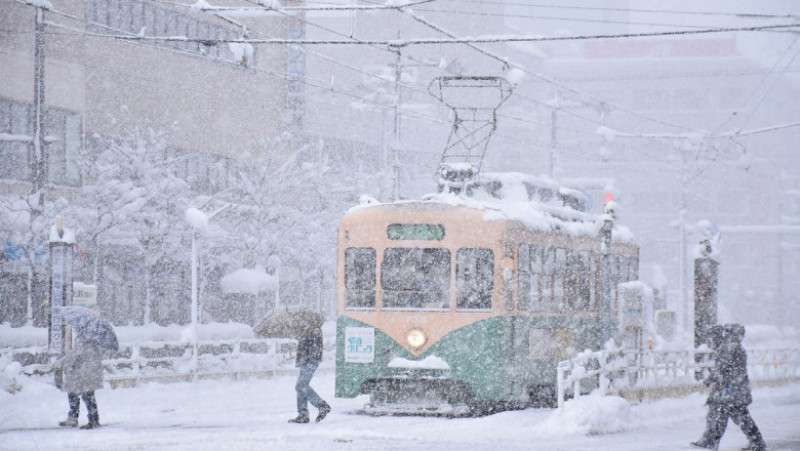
left=387, top=223, right=445, bottom=241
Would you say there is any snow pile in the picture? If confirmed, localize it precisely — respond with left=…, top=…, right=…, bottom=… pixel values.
left=535, top=393, right=634, bottom=435
left=388, top=355, right=450, bottom=370
left=0, top=324, right=48, bottom=347
left=185, top=207, right=209, bottom=230
left=0, top=353, right=23, bottom=394
left=220, top=265, right=278, bottom=295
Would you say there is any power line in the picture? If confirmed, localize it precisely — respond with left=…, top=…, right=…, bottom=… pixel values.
left=174, top=0, right=438, bottom=12
left=97, top=23, right=800, bottom=46
left=17, top=0, right=800, bottom=146
left=440, top=0, right=800, bottom=21
left=410, top=6, right=731, bottom=31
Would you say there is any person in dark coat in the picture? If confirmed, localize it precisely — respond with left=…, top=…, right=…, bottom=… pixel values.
left=288, top=327, right=331, bottom=423
left=692, top=324, right=726, bottom=449
left=691, top=324, right=767, bottom=450
left=53, top=334, right=105, bottom=429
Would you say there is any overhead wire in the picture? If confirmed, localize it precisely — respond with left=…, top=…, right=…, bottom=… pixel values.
left=16, top=0, right=800, bottom=152
left=394, top=5, right=708, bottom=136
left=437, top=0, right=800, bottom=21
left=716, top=39, right=800, bottom=133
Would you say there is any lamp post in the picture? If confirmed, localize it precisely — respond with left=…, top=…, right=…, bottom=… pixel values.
left=185, top=205, right=230, bottom=378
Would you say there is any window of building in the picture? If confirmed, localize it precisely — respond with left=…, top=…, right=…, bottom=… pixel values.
left=0, top=97, right=82, bottom=186
left=85, top=0, right=249, bottom=66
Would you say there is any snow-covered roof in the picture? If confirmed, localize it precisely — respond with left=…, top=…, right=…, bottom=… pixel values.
left=347, top=171, right=635, bottom=242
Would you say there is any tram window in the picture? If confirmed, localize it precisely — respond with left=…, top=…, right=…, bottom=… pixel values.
left=345, top=247, right=376, bottom=309
left=381, top=248, right=450, bottom=310
left=624, top=257, right=638, bottom=282
left=575, top=251, right=593, bottom=311
left=518, top=244, right=543, bottom=311
left=541, top=247, right=555, bottom=312
left=610, top=255, right=623, bottom=312
left=564, top=250, right=579, bottom=312
left=456, top=248, right=494, bottom=311
left=541, top=247, right=555, bottom=276
left=553, top=248, right=567, bottom=312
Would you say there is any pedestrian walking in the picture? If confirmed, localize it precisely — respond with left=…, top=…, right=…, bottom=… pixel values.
left=691, top=323, right=767, bottom=451
left=288, top=325, right=331, bottom=424
left=53, top=333, right=105, bottom=429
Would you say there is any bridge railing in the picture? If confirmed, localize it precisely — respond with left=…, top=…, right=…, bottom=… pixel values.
left=3, top=337, right=334, bottom=388
left=556, top=347, right=800, bottom=408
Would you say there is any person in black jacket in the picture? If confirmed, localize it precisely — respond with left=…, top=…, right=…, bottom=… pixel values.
left=692, top=324, right=726, bottom=449
left=288, top=327, right=331, bottom=423
left=691, top=324, right=767, bottom=451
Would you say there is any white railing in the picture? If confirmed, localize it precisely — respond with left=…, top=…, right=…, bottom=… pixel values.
left=556, top=347, right=800, bottom=408
left=4, top=337, right=333, bottom=388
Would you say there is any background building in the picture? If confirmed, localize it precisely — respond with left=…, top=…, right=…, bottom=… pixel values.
left=1, top=0, right=798, bottom=333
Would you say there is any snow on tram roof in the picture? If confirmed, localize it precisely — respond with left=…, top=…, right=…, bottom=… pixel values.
left=347, top=173, right=635, bottom=242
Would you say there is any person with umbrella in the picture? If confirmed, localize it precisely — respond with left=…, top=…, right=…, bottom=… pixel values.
left=254, top=308, right=331, bottom=423
left=289, top=322, right=331, bottom=424
left=52, top=306, right=118, bottom=430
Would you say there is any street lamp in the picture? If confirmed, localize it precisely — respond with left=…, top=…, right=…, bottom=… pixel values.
left=184, top=204, right=230, bottom=378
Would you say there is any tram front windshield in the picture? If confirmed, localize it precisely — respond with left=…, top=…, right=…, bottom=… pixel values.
left=381, top=248, right=450, bottom=310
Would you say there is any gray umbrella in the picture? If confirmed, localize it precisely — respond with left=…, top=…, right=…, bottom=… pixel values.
left=253, top=308, right=323, bottom=339
left=57, top=305, right=119, bottom=352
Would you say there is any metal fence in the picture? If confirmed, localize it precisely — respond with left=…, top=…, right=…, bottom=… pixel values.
left=4, top=337, right=334, bottom=388
left=556, top=347, right=800, bottom=408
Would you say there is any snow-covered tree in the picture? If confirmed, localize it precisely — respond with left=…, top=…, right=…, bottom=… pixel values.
left=72, top=129, right=192, bottom=325
left=217, top=135, right=343, bottom=315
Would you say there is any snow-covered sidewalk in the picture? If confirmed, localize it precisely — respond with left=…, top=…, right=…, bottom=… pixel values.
left=1, top=369, right=799, bottom=451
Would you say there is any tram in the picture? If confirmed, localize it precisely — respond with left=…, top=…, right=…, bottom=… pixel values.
left=334, top=169, right=639, bottom=415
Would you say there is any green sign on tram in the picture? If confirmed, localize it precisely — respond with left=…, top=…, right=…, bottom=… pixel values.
left=387, top=223, right=445, bottom=241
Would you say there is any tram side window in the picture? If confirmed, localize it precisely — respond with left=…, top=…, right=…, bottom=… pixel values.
left=610, top=255, right=623, bottom=312
left=573, top=250, right=594, bottom=311
left=345, top=247, right=376, bottom=309
left=518, top=244, right=543, bottom=311
left=381, top=248, right=451, bottom=310
left=541, top=247, right=555, bottom=312
left=623, top=256, right=638, bottom=282
left=456, top=248, right=494, bottom=311
left=553, top=248, right=567, bottom=312
left=564, top=250, right=579, bottom=312
left=587, top=251, right=598, bottom=311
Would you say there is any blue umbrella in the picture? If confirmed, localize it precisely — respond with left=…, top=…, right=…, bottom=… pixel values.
left=57, top=306, right=119, bottom=352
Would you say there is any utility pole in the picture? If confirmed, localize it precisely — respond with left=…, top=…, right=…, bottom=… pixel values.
left=28, top=5, right=48, bottom=327
left=32, top=5, right=47, bottom=210
left=391, top=40, right=402, bottom=201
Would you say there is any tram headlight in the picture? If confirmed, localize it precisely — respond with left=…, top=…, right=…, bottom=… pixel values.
left=406, top=329, right=427, bottom=349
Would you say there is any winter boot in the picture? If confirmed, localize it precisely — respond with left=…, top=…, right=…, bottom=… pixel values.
left=59, top=416, right=78, bottom=428
left=288, top=414, right=309, bottom=424
left=316, top=402, right=331, bottom=423
left=80, top=413, right=100, bottom=430
left=742, top=440, right=768, bottom=451
left=690, top=441, right=715, bottom=449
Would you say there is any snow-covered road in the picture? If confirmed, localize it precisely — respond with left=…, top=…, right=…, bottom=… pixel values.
left=2, top=370, right=799, bottom=451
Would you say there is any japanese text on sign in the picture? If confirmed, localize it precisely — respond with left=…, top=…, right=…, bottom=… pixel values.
left=345, top=327, right=374, bottom=363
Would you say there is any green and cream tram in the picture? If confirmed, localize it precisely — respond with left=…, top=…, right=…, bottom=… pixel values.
left=334, top=173, right=638, bottom=415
